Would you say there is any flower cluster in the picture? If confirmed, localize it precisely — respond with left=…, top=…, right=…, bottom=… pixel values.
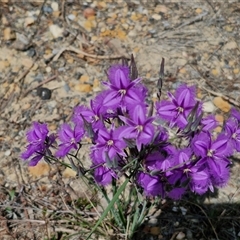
left=22, top=59, right=240, bottom=200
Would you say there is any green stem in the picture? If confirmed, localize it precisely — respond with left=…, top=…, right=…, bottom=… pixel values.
left=86, top=178, right=130, bottom=240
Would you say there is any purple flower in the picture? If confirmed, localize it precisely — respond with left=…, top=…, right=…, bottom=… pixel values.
left=168, top=188, right=186, bottom=200
left=72, top=101, right=105, bottom=131
left=56, top=123, right=84, bottom=157
left=201, top=115, right=218, bottom=131
left=93, top=125, right=127, bottom=160
left=90, top=147, right=119, bottom=186
left=25, top=122, right=49, bottom=144
left=156, top=84, right=197, bottom=129
left=189, top=165, right=213, bottom=195
left=208, top=158, right=230, bottom=187
left=173, top=148, right=192, bottom=166
left=167, top=148, right=193, bottom=187
left=137, top=172, right=165, bottom=197
left=21, top=122, right=56, bottom=166
left=144, top=151, right=166, bottom=171
left=102, top=65, right=147, bottom=110
left=152, top=126, right=169, bottom=145
left=119, top=105, right=155, bottom=151
left=94, top=166, right=114, bottom=186
left=191, top=132, right=232, bottom=187
left=191, top=132, right=232, bottom=159
left=224, top=118, right=240, bottom=152
left=231, top=108, right=240, bottom=122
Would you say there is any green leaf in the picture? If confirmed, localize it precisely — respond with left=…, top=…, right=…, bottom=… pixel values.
left=86, top=178, right=130, bottom=239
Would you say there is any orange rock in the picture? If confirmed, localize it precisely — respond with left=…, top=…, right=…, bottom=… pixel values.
left=211, top=68, right=219, bottom=76
left=83, top=7, right=95, bottom=19
left=179, top=67, right=186, bottom=74
left=214, top=126, right=222, bottom=133
left=215, top=114, right=224, bottom=123
left=63, top=168, right=76, bottom=178
left=233, top=68, right=239, bottom=74
left=79, top=75, right=89, bottom=82
left=97, top=1, right=107, bottom=9
left=3, top=27, right=16, bottom=40
left=84, top=20, right=95, bottom=32
left=197, top=88, right=202, bottom=99
left=74, top=83, right=92, bottom=93
left=213, top=97, right=231, bottom=112
left=28, top=161, right=50, bottom=177
left=195, top=8, right=202, bottom=14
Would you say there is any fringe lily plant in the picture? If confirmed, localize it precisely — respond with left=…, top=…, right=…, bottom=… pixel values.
left=22, top=57, right=240, bottom=239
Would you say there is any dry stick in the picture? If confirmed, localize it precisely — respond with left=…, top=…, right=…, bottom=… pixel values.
left=176, top=11, right=208, bottom=29
left=22, top=75, right=57, bottom=97
left=52, top=46, right=129, bottom=62
left=184, top=200, right=219, bottom=240
left=200, top=86, right=240, bottom=107
left=170, top=231, right=179, bottom=240
left=15, top=62, right=34, bottom=83
left=188, top=63, right=240, bottom=107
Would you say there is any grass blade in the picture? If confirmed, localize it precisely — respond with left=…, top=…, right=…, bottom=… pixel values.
left=86, top=177, right=130, bottom=239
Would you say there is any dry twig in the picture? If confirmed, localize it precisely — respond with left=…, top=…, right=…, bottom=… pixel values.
left=200, top=86, right=240, bottom=107
left=22, top=75, right=57, bottom=98
left=184, top=200, right=219, bottom=240
left=52, top=46, right=129, bottom=62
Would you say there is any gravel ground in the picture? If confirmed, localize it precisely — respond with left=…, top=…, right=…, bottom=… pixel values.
left=0, top=1, right=240, bottom=239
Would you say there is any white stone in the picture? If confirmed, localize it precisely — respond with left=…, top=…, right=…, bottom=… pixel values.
left=51, top=2, right=59, bottom=11
left=152, top=13, right=161, bottom=20
left=49, top=24, right=64, bottom=38
left=202, top=101, right=216, bottom=113
left=67, top=14, right=75, bottom=21
left=46, top=66, right=52, bottom=73
left=176, top=232, right=186, bottom=240
left=4, top=149, right=11, bottom=156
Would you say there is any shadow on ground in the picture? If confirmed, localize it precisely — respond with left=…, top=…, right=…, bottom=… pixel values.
left=133, top=194, right=240, bottom=240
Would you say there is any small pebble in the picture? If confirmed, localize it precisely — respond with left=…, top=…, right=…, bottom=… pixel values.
left=22, top=58, right=33, bottom=68
left=51, top=2, right=59, bottom=11
left=202, top=101, right=216, bottom=113
left=24, top=17, right=35, bottom=27
left=63, top=168, right=77, bottom=178
left=46, top=66, right=51, bottom=73
left=83, top=7, right=95, bottom=18
left=74, top=83, right=92, bottom=93
left=128, top=29, right=137, bottom=37
left=36, top=87, right=52, bottom=100
left=176, top=231, right=186, bottom=240
left=3, top=27, right=16, bottom=40
left=34, top=73, right=44, bottom=82
left=67, top=14, right=76, bottom=20
left=174, top=221, right=179, bottom=227
left=49, top=24, right=64, bottom=38
left=187, top=229, right=193, bottom=239
left=172, top=206, right=178, bottom=212
left=16, top=33, right=30, bottom=45
left=180, top=206, right=187, bottom=215
left=213, top=97, right=231, bottom=112
left=79, top=74, right=89, bottom=82
left=27, top=47, right=36, bottom=57
left=63, top=83, right=70, bottom=92
left=43, top=6, right=53, bottom=13
left=151, top=13, right=161, bottom=20
left=58, top=67, right=66, bottom=72
left=4, top=150, right=11, bottom=156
